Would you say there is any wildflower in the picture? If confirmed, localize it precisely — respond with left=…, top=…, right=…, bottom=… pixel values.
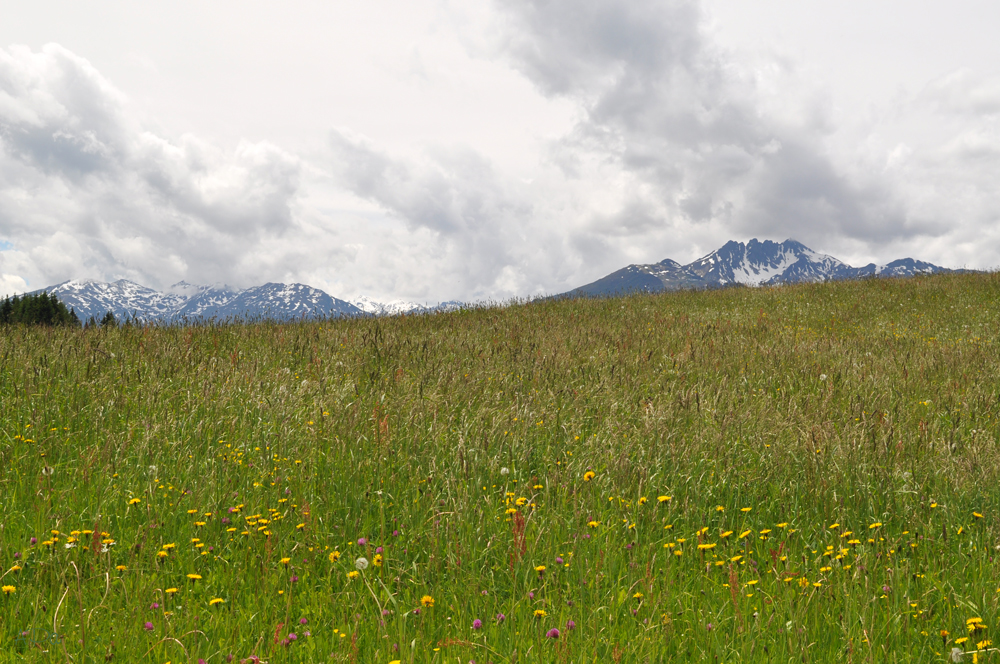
left=496, top=613, right=506, bottom=623
left=546, top=628, right=560, bottom=638
left=347, top=571, right=360, bottom=580
left=566, top=620, right=576, bottom=630
left=157, top=551, right=168, bottom=559
left=165, top=588, right=178, bottom=595
left=210, top=598, right=225, bottom=605
left=144, top=621, right=154, bottom=631
left=280, top=557, right=291, bottom=566
left=974, top=512, right=984, bottom=519
left=698, top=543, right=717, bottom=550
left=357, top=538, right=367, bottom=546
left=638, top=497, right=648, bottom=505
left=2, top=585, right=15, bottom=595
left=633, top=592, right=644, bottom=599
left=421, top=595, right=434, bottom=607
left=583, top=471, right=596, bottom=482
left=329, top=550, right=341, bottom=563
left=187, top=573, right=202, bottom=581
left=129, top=498, right=141, bottom=505
left=373, top=554, right=383, bottom=567
left=587, top=520, right=599, bottom=528
left=500, top=467, right=509, bottom=475
left=116, top=565, right=127, bottom=572
left=472, top=619, right=483, bottom=630
left=355, top=557, right=369, bottom=571
left=535, top=565, right=546, bottom=573
left=739, top=530, right=752, bottom=539
left=534, top=609, right=547, bottom=618
left=658, top=496, right=671, bottom=503
left=869, top=522, right=882, bottom=529
left=720, top=530, right=733, bottom=538
left=741, top=507, right=752, bottom=512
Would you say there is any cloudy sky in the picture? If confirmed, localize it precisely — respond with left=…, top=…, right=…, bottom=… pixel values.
left=1, top=0, right=999, bottom=302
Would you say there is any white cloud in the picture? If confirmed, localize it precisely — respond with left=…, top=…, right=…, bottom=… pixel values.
left=0, top=44, right=304, bottom=291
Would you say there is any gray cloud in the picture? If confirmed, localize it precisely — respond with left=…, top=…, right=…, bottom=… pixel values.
left=0, top=44, right=304, bottom=291
left=492, top=0, right=932, bottom=250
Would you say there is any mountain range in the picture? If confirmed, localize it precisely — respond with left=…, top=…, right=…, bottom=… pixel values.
left=17, top=239, right=957, bottom=323
left=558, top=238, right=956, bottom=297
left=24, top=279, right=461, bottom=323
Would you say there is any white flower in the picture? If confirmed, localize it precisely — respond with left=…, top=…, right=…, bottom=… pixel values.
left=64, top=542, right=76, bottom=549
left=951, top=646, right=964, bottom=662
left=41, top=466, right=54, bottom=476
left=500, top=467, right=509, bottom=476
left=355, top=557, right=369, bottom=571
left=819, top=374, right=827, bottom=381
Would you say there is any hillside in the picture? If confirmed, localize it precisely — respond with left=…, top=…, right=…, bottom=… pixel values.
left=2, top=271, right=999, bottom=662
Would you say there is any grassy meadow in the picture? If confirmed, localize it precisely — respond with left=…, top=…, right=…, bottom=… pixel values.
left=3, top=272, right=1000, bottom=663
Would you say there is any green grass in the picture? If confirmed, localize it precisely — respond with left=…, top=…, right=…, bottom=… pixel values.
left=2, top=272, right=1000, bottom=663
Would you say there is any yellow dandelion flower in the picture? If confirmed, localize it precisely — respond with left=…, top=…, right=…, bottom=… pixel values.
left=186, top=573, right=202, bottom=581
left=209, top=598, right=225, bottom=605
left=329, top=550, right=341, bottom=563
left=165, top=588, right=178, bottom=594
left=583, top=471, right=596, bottom=482
left=535, top=565, right=546, bottom=572
left=115, top=565, right=127, bottom=571
left=128, top=498, right=141, bottom=505
left=347, top=570, right=360, bottom=579
left=720, top=530, right=733, bottom=538
left=638, top=497, right=648, bottom=505
left=657, top=496, right=671, bottom=503
left=740, top=507, right=752, bottom=513
left=421, top=595, right=435, bottom=607
left=280, top=557, right=291, bottom=566
left=698, top=543, right=716, bottom=550
left=587, top=520, right=600, bottom=528
left=2, top=585, right=15, bottom=595
left=533, top=609, right=547, bottom=618
left=633, top=592, right=644, bottom=599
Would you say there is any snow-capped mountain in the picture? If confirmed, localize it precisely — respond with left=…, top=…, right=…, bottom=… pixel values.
left=349, top=296, right=466, bottom=316
left=561, top=239, right=955, bottom=297
left=24, top=279, right=466, bottom=323
left=350, top=295, right=427, bottom=316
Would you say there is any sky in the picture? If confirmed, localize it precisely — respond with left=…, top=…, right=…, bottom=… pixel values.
left=1, top=0, right=999, bottom=302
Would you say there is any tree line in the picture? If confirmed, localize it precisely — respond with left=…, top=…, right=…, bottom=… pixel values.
left=0, top=292, right=118, bottom=327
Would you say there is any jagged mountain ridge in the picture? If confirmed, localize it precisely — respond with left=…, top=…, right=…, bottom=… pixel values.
left=24, top=279, right=453, bottom=322
left=561, top=239, right=955, bottom=297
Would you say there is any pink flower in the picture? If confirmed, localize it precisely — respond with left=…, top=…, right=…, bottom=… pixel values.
left=546, top=628, right=560, bottom=639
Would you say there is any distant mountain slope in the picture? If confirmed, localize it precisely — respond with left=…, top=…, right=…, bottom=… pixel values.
left=24, top=280, right=465, bottom=323
left=560, top=239, right=955, bottom=298
left=28, top=279, right=363, bottom=323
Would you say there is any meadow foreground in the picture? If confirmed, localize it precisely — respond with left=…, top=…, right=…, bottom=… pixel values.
left=2, top=273, right=1000, bottom=662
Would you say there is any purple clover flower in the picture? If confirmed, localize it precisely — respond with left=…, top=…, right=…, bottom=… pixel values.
left=143, top=622, right=154, bottom=631
left=546, top=628, right=560, bottom=639
left=472, top=619, right=483, bottom=630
